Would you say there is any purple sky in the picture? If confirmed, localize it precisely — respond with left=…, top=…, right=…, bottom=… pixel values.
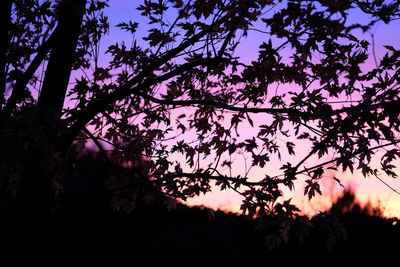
left=94, top=1, right=400, bottom=217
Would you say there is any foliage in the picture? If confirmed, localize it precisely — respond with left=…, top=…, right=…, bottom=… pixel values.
left=4, top=156, right=399, bottom=266
left=1, top=0, right=400, bottom=253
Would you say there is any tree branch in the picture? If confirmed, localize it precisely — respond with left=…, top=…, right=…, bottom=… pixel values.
left=161, top=140, right=400, bottom=189
left=61, top=15, right=230, bottom=147
left=82, top=127, right=111, bottom=166
left=134, top=90, right=299, bottom=115
left=4, top=26, right=59, bottom=114
left=272, top=140, right=400, bottom=181
left=217, top=25, right=236, bottom=58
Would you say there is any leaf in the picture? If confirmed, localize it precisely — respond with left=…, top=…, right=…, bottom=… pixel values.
left=252, top=153, right=270, bottom=168
left=317, top=145, right=328, bottom=159
left=116, top=21, right=138, bottom=33
left=382, top=149, right=400, bottom=165
left=177, top=113, right=186, bottom=119
left=297, top=132, right=310, bottom=139
left=381, top=163, right=398, bottom=178
left=304, top=180, right=322, bottom=200
left=244, top=137, right=258, bottom=152
left=384, top=45, right=396, bottom=52
left=143, top=28, right=173, bottom=46
left=246, top=113, right=254, bottom=127
left=311, top=167, right=323, bottom=179
left=177, top=123, right=186, bottom=133
left=286, top=141, right=295, bottom=155
left=164, top=198, right=178, bottom=211
left=281, top=198, right=300, bottom=214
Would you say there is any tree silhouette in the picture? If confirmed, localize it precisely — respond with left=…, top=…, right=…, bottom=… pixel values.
left=1, top=0, right=400, bottom=265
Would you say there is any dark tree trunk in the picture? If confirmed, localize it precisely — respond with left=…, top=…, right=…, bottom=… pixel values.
left=38, top=0, right=87, bottom=121
left=12, top=145, right=51, bottom=267
left=0, top=0, right=12, bottom=106
left=6, top=1, right=87, bottom=266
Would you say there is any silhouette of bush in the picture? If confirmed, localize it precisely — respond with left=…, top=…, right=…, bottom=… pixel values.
left=5, top=153, right=399, bottom=266
left=40, top=152, right=263, bottom=266
left=330, top=189, right=385, bottom=217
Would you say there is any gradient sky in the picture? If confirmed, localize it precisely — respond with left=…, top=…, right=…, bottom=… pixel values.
left=97, top=1, right=400, bottom=218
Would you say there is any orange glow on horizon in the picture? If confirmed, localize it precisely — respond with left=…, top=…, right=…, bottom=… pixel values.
left=184, top=171, right=400, bottom=219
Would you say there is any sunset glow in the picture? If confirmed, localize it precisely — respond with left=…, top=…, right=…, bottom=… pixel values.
left=100, top=1, right=400, bottom=218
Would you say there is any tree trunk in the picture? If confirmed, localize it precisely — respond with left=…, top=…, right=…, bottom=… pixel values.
left=38, top=0, right=87, bottom=121
left=12, top=145, right=51, bottom=267
left=0, top=0, right=12, bottom=106
left=6, top=1, right=87, bottom=266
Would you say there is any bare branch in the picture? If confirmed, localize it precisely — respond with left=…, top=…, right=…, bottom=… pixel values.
left=134, top=90, right=301, bottom=115
left=82, top=127, right=111, bottom=166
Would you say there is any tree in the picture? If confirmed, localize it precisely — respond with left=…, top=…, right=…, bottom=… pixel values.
left=1, top=0, right=400, bottom=264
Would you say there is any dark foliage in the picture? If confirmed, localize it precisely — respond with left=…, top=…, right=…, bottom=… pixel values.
left=4, top=154, right=399, bottom=266
left=2, top=1, right=400, bottom=266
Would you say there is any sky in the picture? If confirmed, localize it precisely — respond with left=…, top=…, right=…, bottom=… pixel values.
left=96, top=0, right=400, bottom=218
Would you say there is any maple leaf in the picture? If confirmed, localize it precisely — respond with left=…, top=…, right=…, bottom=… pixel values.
left=164, top=198, right=178, bottom=211
left=382, top=149, right=400, bottom=165
left=252, top=153, right=270, bottom=168
left=311, top=167, right=324, bottom=179
left=276, top=198, right=300, bottom=215
left=143, top=29, right=173, bottom=46
left=116, top=21, right=138, bottom=34
left=304, top=180, right=322, bottom=200
left=245, top=137, right=258, bottom=152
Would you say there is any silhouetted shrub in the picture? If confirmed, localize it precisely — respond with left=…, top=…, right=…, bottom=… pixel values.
left=5, top=153, right=400, bottom=266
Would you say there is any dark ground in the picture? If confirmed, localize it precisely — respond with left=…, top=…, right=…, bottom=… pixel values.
left=3, top=154, right=400, bottom=267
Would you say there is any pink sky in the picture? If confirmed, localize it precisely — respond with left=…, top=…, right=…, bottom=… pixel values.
left=96, top=1, right=400, bottom=218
